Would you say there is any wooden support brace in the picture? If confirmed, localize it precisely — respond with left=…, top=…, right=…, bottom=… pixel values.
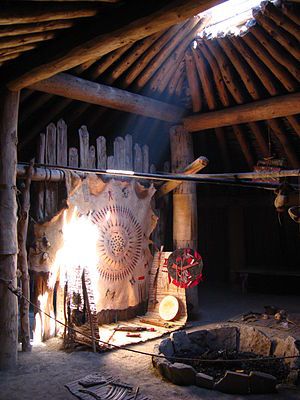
left=29, top=73, right=185, bottom=123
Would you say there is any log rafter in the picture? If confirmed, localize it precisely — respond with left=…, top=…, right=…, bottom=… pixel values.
left=192, top=45, right=232, bottom=169
left=261, top=2, right=300, bottom=39
left=253, top=9, right=300, bottom=61
left=249, top=24, right=300, bottom=82
left=149, top=17, right=209, bottom=94
left=7, top=0, right=223, bottom=90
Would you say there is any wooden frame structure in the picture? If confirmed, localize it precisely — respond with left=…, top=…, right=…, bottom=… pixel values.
left=0, top=0, right=299, bottom=370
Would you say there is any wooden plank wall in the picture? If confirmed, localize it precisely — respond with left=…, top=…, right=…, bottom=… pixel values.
left=35, top=118, right=155, bottom=220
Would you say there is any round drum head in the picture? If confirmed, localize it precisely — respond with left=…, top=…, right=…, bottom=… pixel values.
left=159, top=295, right=179, bottom=321
left=167, top=248, right=203, bottom=288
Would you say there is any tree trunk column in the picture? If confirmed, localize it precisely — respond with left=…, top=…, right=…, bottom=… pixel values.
left=170, top=125, right=199, bottom=315
left=0, top=88, right=20, bottom=369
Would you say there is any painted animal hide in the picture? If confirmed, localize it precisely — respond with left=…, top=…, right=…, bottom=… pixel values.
left=29, top=175, right=157, bottom=313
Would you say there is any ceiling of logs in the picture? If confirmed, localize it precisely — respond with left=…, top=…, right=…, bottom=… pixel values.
left=1, top=0, right=299, bottom=172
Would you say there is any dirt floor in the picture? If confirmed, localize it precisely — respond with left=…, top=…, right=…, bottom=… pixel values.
left=0, top=284, right=300, bottom=400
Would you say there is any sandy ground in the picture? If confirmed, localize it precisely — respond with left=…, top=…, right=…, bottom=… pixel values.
left=0, top=284, right=300, bottom=400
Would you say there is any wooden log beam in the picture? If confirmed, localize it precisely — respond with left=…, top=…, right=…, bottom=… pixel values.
left=267, top=119, right=300, bottom=168
left=19, top=51, right=109, bottom=128
left=261, top=1, right=300, bottom=39
left=281, top=2, right=300, bottom=26
left=0, top=5, right=99, bottom=25
left=29, top=73, right=185, bottom=122
left=170, top=125, right=199, bottom=315
left=229, top=36, right=300, bottom=139
left=0, top=44, right=37, bottom=57
left=286, top=116, right=300, bottom=138
left=201, top=39, right=268, bottom=159
left=104, top=31, right=162, bottom=86
left=79, top=24, right=188, bottom=132
left=253, top=9, right=300, bottom=61
left=0, top=88, right=19, bottom=370
left=185, top=49, right=202, bottom=111
left=192, top=45, right=232, bottom=169
left=149, top=17, right=210, bottom=93
left=7, top=0, right=223, bottom=90
left=217, top=37, right=261, bottom=100
left=217, top=35, right=298, bottom=167
left=16, top=163, right=300, bottom=182
left=183, top=92, right=300, bottom=131
left=0, top=19, right=75, bottom=38
left=197, top=41, right=258, bottom=167
left=121, top=23, right=184, bottom=89
left=229, top=35, right=278, bottom=96
left=68, top=32, right=161, bottom=128
left=157, top=156, right=209, bottom=198
left=241, top=32, right=298, bottom=92
left=131, top=19, right=197, bottom=91
left=249, top=25, right=300, bottom=82
left=0, top=31, right=56, bottom=50
left=168, top=60, right=185, bottom=96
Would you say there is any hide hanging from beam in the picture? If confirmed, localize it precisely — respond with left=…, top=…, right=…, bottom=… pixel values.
left=29, top=174, right=157, bottom=340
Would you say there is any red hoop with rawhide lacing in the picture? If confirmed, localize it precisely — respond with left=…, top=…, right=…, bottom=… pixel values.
left=167, top=248, right=203, bottom=289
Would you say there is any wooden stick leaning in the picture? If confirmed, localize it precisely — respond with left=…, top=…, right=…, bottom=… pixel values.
left=157, top=156, right=209, bottom=198
left=17, top=160, right=35, bottom=352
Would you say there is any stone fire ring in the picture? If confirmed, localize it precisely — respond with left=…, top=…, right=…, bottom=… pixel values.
left=152, top=325, right=300, bottom=395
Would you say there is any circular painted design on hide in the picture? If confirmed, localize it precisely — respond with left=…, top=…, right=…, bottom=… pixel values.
left=90, top=205, right=142, bottom=281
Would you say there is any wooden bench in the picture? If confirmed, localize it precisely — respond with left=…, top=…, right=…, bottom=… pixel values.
left=234, top=268, right=300, bottom=293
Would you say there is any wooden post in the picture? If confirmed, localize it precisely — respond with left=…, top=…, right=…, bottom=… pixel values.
left=17, top=160, right=34, bottom=352
left=0, top=88, right=20, bottom=369
left=170, top=125, right=199, bottom=316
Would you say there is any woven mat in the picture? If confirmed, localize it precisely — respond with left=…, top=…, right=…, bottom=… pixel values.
left=65, top=373, right=150, bottom=400
left=99, top=251, right=187, bottom=348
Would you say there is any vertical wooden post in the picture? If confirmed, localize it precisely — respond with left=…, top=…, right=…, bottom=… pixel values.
left=170, top=125, right=199, bottom=316
left=18, top=160, right=34, bottom=352
left=0, top=88, right=20, bottom=369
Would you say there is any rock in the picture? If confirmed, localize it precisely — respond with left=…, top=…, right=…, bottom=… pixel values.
left=152, top=355, right=172, bottom=381
left=159, top=338, right=174, bottom=358
left=214, top=371, right=249, bottom=394
left=239, top=326, right=271, bottom=356
left=195, top=373, right=214, bottom=389
left=206, top=326, right=238, bottom=352
left=169, top=363, right=196, bottom=386
left=189, top=329, right=209, bottom=345
left=188, top=326, right=238, bottom=354
left=286, top=370, right=299, bottom=385
left=170, top=331, right=197, bottom=354
left=249, top=371, right=277, bottom=394
left=274, top=336, right=300, bottom=368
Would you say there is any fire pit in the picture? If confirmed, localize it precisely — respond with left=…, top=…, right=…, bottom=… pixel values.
left=153, top=324, right=300, bottom=394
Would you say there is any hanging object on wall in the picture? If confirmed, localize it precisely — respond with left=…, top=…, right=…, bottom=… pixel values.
left=274, top=182, right=294, bottom=213
left=29, top=174, right=158, bottom=345
left=288, top=206, right=300, bottom=224
left=253, top=158, right=285, bottom=184
left=167, top=248, right=203, bottom=289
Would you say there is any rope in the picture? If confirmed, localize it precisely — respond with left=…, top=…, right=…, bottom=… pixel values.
left=2, top=280, right=300, bottom=364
